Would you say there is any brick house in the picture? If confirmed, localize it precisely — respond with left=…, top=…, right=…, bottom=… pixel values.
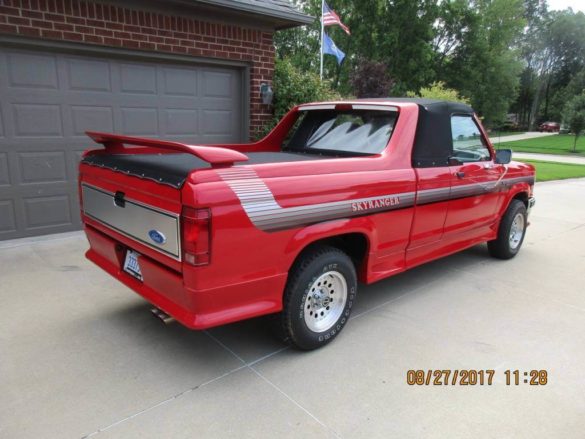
left=0, top=0, right=311, bottom=240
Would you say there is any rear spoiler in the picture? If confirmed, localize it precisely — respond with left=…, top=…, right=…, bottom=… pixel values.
left=85, top=131, right=249, bottom=168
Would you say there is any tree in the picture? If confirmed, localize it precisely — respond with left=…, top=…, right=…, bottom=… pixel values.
left=440, top=0, right=525, bottom=127
left=273, top=0, right=321, bottom=73
left=519, top=10, right=585, bottom=128
left=407, top=81, right=470, bottom=104
left=349, top=59, right=394, bottom=98
left=432, top=0, right=476, bottom=77
left=509, top=0, right=548, bottom=128
left=563, top=93, right=585, bottom=152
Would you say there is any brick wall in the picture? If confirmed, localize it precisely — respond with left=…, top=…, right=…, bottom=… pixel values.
left=0, top=0, right=275, bottom=139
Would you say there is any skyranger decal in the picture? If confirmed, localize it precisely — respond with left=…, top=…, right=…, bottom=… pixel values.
left=352, top=196, right=400, bottom=212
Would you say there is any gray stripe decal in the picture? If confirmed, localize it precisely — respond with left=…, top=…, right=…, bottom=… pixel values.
left=217, top=169, right=534, bottom=232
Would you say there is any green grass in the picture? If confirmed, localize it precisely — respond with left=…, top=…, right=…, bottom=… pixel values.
left=522, top=159, right=585, bottom=182
left=496, top=134, right=585, bottom=156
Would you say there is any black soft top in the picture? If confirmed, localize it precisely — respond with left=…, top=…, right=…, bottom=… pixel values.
left=360, top=98, right=476, bottom=168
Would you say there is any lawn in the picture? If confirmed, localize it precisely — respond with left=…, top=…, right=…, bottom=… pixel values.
left=496, top=134, right=585, bottom=156
left=522, top=159, right=585, bottom=182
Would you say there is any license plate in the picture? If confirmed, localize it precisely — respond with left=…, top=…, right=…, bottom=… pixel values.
left=123, top=250, right=143, bottom=281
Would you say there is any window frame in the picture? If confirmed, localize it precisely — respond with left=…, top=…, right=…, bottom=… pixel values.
left=449, top=114, right=493, bottom=165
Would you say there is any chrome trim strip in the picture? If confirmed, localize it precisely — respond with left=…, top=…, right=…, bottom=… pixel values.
left=297, top=104, right=399, bottom=112
left=81, top=183, right=181, bottom=260
left=351, top=104, right=399, bottom=111
left=298, top=104, right=336, bottom=111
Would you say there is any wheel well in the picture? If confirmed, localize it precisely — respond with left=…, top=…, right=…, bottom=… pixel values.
left=512, top=192, right=529, bottom=207
left=293, top=233, right=369, bottom=276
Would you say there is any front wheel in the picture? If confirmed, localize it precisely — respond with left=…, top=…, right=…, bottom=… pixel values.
left=279, top=246, right=357, bottom=350
left=488, top=200, right=528, bottom=259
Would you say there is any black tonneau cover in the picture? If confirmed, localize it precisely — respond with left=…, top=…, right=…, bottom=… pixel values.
left=81, top=152, right=328, bottom=188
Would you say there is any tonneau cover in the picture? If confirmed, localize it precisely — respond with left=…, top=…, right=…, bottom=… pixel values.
left=81, top=152, right=328, bottom=188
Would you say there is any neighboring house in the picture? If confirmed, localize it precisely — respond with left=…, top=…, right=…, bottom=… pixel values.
left=0, top=0, right=311, bottom=240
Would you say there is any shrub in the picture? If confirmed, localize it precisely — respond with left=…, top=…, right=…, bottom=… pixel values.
left=407, top=81, right=470, bottom=105
left=349, top=59, right=395, bottom=98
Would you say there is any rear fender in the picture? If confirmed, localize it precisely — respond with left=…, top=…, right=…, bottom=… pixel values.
left=284, top=217, right=377, bottom=281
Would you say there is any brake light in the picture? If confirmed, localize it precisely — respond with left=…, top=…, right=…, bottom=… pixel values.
left=181, top=207, right=211, bottom=266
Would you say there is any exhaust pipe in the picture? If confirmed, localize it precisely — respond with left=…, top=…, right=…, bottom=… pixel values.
left=151, top=307, right=175, bottom=325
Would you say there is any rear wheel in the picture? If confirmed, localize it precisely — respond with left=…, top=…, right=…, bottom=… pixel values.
left=279, top=246, right=357, bottom=350
left=488, top=200, right=527, bottom=259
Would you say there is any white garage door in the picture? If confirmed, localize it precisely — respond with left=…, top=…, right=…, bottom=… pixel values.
left=0, top=46, right=244, bottom=240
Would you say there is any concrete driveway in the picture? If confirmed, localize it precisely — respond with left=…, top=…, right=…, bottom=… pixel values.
left=2, top=178, right=585, bottom=439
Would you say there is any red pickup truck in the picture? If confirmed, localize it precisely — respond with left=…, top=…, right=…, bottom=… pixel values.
left=79, top=98, right=535, bottom=350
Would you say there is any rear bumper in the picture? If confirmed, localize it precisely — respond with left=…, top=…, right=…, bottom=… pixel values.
left=84, top=225, right=286, bottom=329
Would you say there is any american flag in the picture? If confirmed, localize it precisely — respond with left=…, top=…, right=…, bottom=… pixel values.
left=322, top=1, right=350, bottom=35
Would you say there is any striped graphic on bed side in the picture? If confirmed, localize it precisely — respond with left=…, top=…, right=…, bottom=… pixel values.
left=217, top=169, right=534, bottom=232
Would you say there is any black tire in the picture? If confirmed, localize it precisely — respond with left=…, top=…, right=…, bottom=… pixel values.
left=278, top=245, right=357, bottom=350
left=488, top=200, right=527, bottom=259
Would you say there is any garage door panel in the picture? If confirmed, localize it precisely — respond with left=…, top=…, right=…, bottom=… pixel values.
left=163, top=109, right=199, bottom=136
left=120, top=107, right=159, bottom=136
left=201, top=109, right=234, bottom=136
left=0, top=153, right=10, bottom=186
left=7, top=52, right=59, bottom=90
left=0, top=200, right=17, bottom=233
left=12, top=103, right=63, bottom=137
left=70, top=105, right=115, bottom=136
left=18, top=151, right=68, bottom=184
left=0, top=46, right=244, bottom=240
left=65, top=57, right=112, bottom=92
left=22, top=194, right=73, bottom=229
left=202, top=70, right=233, bottom=98
left=120, top=63, right=157, bottom=94
left=161, top=67, right=198, bottom=96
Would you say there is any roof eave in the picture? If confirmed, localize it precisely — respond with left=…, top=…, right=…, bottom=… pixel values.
left=194, top=0, right=314, bottom=27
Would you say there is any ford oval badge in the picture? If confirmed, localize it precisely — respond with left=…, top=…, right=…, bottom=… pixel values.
left=148, top=230, right=166, bottom=245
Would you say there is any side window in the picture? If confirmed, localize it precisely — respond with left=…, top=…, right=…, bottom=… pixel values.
left=450, top=116, right=491, bottom=163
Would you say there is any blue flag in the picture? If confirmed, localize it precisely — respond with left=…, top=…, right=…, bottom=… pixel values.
left=323, top=32, right=345, bottom=65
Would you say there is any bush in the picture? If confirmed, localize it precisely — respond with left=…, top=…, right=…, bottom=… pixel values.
left=349, top=59, right=395, bottom=98
left=258, top=58, right=341, bottom=138
left=407, top=81, right=470, bottom=105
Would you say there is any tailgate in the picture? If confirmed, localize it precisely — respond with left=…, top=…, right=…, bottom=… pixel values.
left=82, top=184, right=181, bottom=259
left=80, top=131, right=249, bottom=270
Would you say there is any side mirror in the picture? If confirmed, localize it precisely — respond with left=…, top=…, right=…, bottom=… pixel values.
left=495, top=149, right=512, bottom=164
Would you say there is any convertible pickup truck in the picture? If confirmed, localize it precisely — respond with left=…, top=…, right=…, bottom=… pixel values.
left=79, top=98, right=535, bottom=350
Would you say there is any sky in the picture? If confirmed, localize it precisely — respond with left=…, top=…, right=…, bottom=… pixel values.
left=547, top=0, right=585, bottom=13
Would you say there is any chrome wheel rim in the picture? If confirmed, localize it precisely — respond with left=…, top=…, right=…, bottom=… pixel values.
left=304, top=271, right=348, bottom=333
left=509, top=213, right=525, bottom=250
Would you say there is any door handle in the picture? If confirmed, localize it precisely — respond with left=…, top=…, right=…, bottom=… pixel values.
left=456, top=171, right=465, bottom=179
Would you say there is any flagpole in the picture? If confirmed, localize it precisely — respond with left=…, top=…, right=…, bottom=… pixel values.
left=319, top=0, right=324, bottom=80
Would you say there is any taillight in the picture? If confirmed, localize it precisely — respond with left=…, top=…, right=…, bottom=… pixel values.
left=181, top=207, right=211, bottom=266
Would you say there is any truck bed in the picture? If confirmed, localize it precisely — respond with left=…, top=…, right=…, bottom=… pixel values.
left=81, top=151, right=328, bottom=188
